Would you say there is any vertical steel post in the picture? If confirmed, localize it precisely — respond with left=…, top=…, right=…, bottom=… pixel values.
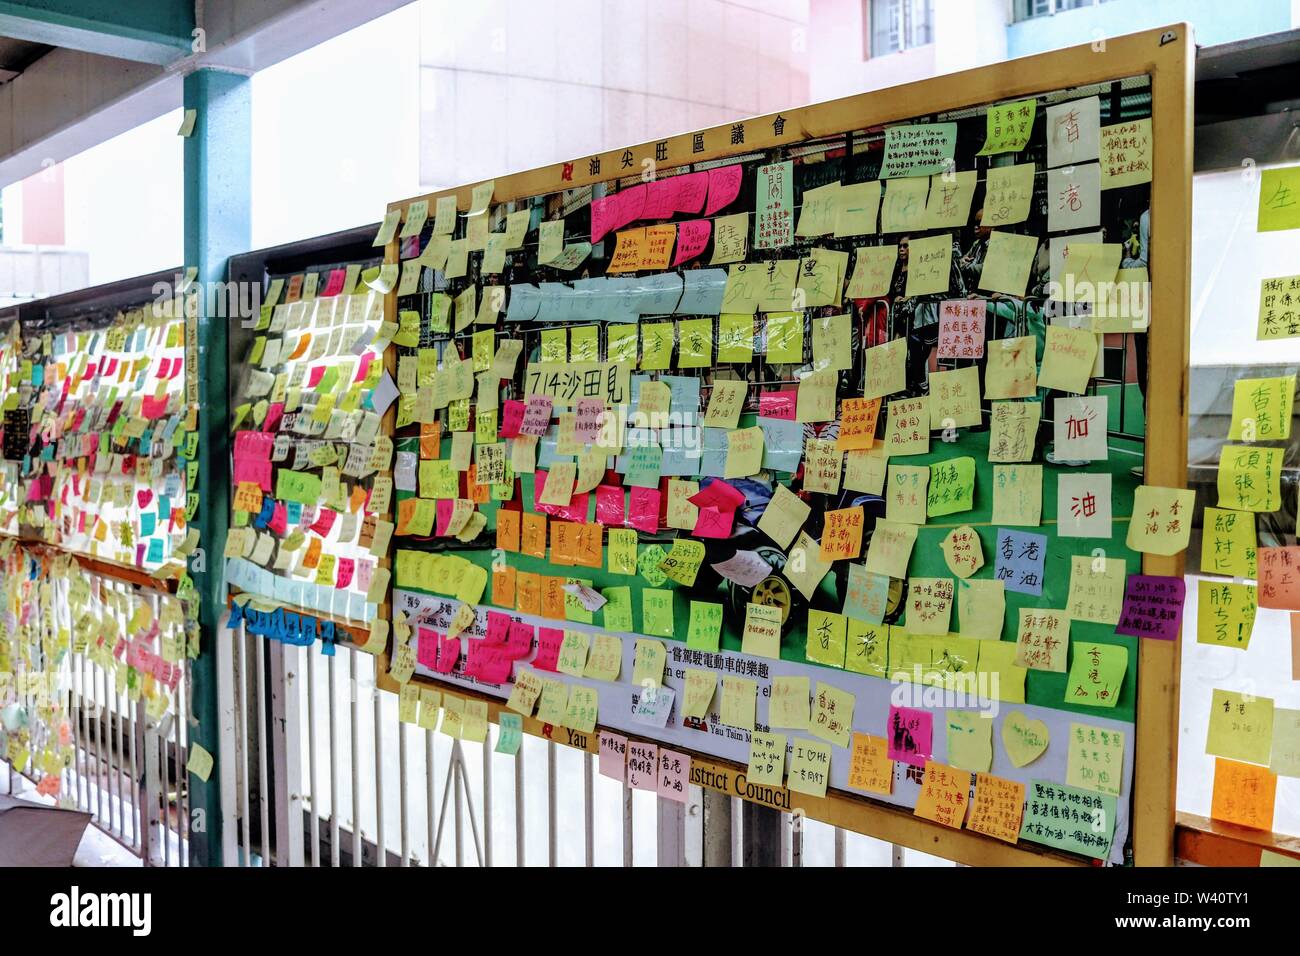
left=184, top=67, right=251, bottom=867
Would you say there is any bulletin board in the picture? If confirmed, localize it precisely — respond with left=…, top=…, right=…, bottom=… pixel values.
left=366, top=24, right=1194, bottom=866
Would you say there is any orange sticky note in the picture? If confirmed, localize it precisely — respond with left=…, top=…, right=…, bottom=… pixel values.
left=820, top=506, right=865, bottom=561
left=420, top=421, right=442, bottom=459
left=550, top=520, right=578, bottom=566
left=516, top=571, right=541, bottom=615
left=914, top=760, right=971, bottom=829
left=1211, top=758, right=1276, bottom=830
left=837, top=398, right=881, bottom=451
left=541, top=575, right=567, bottom=620
left=492, top=565, right=516, bottom=608
left=967, top=772, right=1025, bottom=844
left=575, top=523, right=603, bottom=568
left=521, top=513, right=547, bottom=558
left=496, top=509, right=520, bottom=552
left=847, top=733, right=893, bottom=795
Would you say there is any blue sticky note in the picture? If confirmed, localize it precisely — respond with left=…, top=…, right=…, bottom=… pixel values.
left=760, top=418, right=805, bottom=473
left=995, top=528, right=1047, bottom=596
left=146, top=538, right=164, bottom=564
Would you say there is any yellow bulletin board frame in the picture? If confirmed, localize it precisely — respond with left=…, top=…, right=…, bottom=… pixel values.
left=379, top=24, right=1194, bottom=867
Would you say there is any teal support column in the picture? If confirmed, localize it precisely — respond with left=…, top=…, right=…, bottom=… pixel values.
left=184, top=67, right=250, bottom=867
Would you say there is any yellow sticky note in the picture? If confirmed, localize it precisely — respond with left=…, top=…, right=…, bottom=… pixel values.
left=1258, top=165, right=1300, bottom=232
left=1066, top=722, right=1125, bottom=797
left=805, top=610, right=847, bottom=667
left=682, top=668, right=718, bottom=720
left=880, top=176, right=930, bottom=233
left=958, top=579, right=1005, bottom=640
left=1126, top=485, right=1195, bottom=556
left=796, top=367, right=837, bottom=423
left=1258, top=274, right=1300, bottom=339
left=986, top=336, right=1038, bottom=399
left=1217, top=444, right=1282, bottom=512
left=678, top=317, right=713, bottom=368
left=833, top=181, right=882, bottom=237
left=747, top=731, right=787, bottom=786
left=903, top=233, right=952, bottom=297
left=945, top=711, right=993, bottom=773
left=787, top=739, right=832, bottom=797
left=186, top=743, right=214, bottom=782
left=1229, top=375, right=1294, bottom=441
left=1201, top=507, right=1257, bottom=579
left=1207, top=688, right=1274, bottom=766
left=883, top=397, right=929, bottom=457
left=757, top=483, right=810, bottom=549
left=928, top=365, right=982, bottom=428
left=741, top=602, right=783, bottom=660
left=640, top=322, right=675, bottom=371
left=717, top=314, right=754, bottom=362
left=967, top=773, right=1025, bottom=843
left=991, top=463, right=1041, bottom=526
left=720, top=676, right=757, bottom=731
left=632, top=638, right=666, bottom=688
left=865, top=519, right=918, bottom=578
left=864, top=336, right=907, bottom=400
left=765, top=312, right=803, bottom=363
left=810, top=681, right=854, bottom=748
left=769, top=676, right=810, bottom=730
left=1066, top=556, right=1126, bottom=625
left=978, top=98, right=1036, bottom=155
left=1037, top=326, right=1098, bottom=394
left=1197, top=580, right=1257, bottom=649
left=982, top=163, right=1035, bottom=227
left=724, top=425, right=764, bottom=478
left=978, top=230, right=1039, bottom=296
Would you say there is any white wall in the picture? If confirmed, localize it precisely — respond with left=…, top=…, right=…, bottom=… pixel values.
left=417, top=0, right=812, bottom=191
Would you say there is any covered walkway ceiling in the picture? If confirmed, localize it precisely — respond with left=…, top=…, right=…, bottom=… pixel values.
left=0, top=0, right=410, bottom=188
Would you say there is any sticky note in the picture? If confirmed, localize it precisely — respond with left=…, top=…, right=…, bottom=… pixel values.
left=847, top=733, right=893, bottom=795
left=1211, top=759, right=1276, bottom=830
left=787, top=739, right=832, bottom=797
left=1207, top=688, right=1274, bottom=765
left=914, top=761, right=971, bottom=829
left=748, top=732, right=787, bottom=786
left=968, top=773, right=1025, bottom=843
left=1064, top=641, right=1127, bottom=709
left=946, top=711, right=993, bottom=773
left=1127, top=485, right=1194, bottom=555
left=1258, top=165, right=1300, bottom=232
left=1066, top=722, right=1125, bottom=797
left=1197, top=580, right=1257, bottom=649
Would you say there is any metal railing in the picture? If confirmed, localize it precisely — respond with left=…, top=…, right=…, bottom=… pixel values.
left=218, top=615, right=938, bottom=867
left=2, top=570, right=190, bottom=866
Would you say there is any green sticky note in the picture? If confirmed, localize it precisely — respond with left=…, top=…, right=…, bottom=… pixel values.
left=927, top=455, right=975, bottom=517
left=638, top=545, right=668, bottom=585
left=1064, top=641, right=1127, bottom=709
left=1228, top=374, right=1295, bottom=441
left=602, top=586, right=633, bottom=632
left=687, top=600, right=723, bottom=651
left=276, top=469, right=322, bottom=505
left=642, top=588, right=675, bottom=638
left=1258, top=165, right=1300, bottom=232
left=495, top=713, right=523, bottom=755
left=765, top=312, right=804, bottom=363
left=1019, top=780, right=1116, bottom=860
left=564, top=577, right=594, bottom=624
left=623, top=443, right=663, bottom=489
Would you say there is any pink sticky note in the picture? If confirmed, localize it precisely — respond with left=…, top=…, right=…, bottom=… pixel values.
left=759, top=389, right=798, bottom=421
left=627, top=742, right=659, bottom=791
left=688, top=479, right=745, bottom=512
left=672, top=219, right=712, bottom=266
left=657, top=748, right=690, bottom=803
left=693, top=506, right=734, bottom=538
left=306, top=365, right=326, bottom=388
left=322, top=267, right=346, bottom=297
left=141, top=394, right=169, bottom=420
left=599, top=730, right=628, bottom=780
left=533, top=470, right=590, bottom=522
left=533, top=627, right=564, bottom=672
left=335, top=558, right=355, bottom=589
left=937, top=298, right=987, bottom=360
left=705, top=164, right=743, bottom=216
left=574, top=398, right=605, bottom=444
left=519, top=395, right=553, bottom=436
left=267, top=503, right=288, bottom=536
left=233, top=457, right=273, bottom=492
left=417, top=628, right=440, bottom=670
left=354, top=352, right=375, bottom=383
left=466, top=642, right=513, bottom=684
left=435, top=498, right=454, bottom=536
left=595, top=484, right=626, bottom=526
left=485, top=610, right=511, bottom=645
left=435, top=636, right=460, bottom=674
left=234, top=430, right=275, bottom=461
left=627, top=487, right=661, bottom=533
left=309, top=508, right=337, bottom=536
left=887, top=706, right=933, bottom=768
left=640, top=178, right=679, bottom=220
left=156, top=357, right=171, bottom=379
left=263, top=403, right=284, bottom=433
left=672, top=172, right=709, bottom=214
left=500, top=399, right=525, bottom=438
left=505, top=621, right=534, bottom=659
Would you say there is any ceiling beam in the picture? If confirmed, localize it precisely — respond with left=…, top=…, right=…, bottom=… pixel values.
left=0, top=0, right=194, bottom=65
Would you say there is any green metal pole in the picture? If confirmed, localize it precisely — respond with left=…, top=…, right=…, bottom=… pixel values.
left=183, top=67, right=250, bottom=866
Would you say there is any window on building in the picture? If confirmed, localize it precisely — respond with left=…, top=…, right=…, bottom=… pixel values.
left=1015, top=0, right=1104, bottom=22
left=866, top=0, right=933, bottom=58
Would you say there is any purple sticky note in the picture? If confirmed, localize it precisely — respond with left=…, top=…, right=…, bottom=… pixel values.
left=887, top=706, right=933, bottom=768
left=1116, top=574, right=1186, bottom=641
left=995, top=528, right=1047, bottom=597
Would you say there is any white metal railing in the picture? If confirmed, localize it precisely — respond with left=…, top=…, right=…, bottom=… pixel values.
left=3, top=575, right=190, bottom=866
left=218, top=616, right=932, bottom=867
